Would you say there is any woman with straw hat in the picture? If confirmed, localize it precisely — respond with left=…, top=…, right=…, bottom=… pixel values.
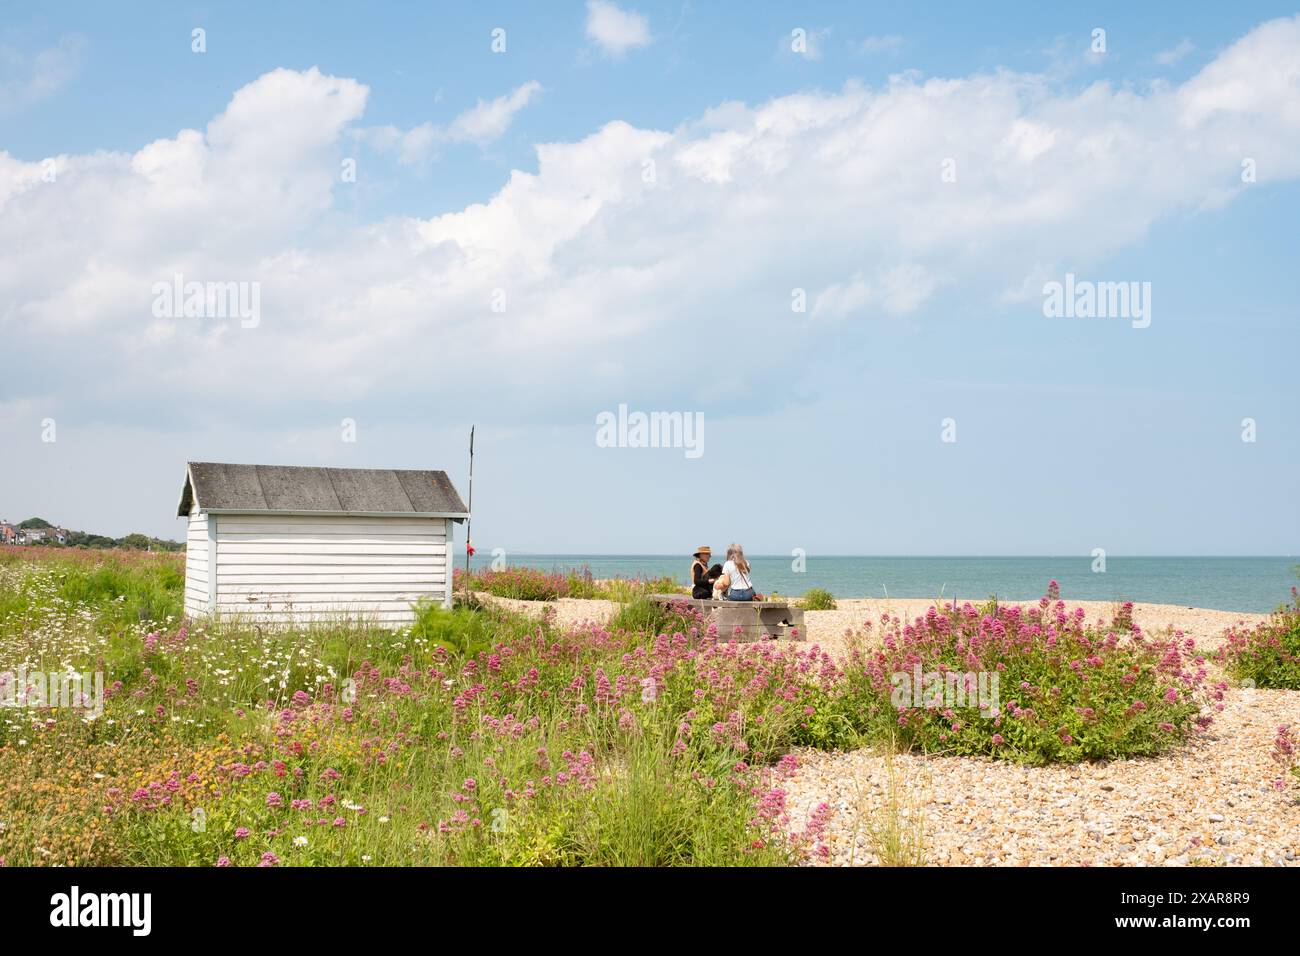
left=690, top=546, right=722, bottom=599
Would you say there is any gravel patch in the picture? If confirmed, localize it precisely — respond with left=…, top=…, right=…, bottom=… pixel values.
left=783, top=684, right=1300, bottom=866
left=783, top=599, right=1297, bottom=867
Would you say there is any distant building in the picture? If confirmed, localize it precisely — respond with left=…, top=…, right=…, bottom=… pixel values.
left=1, top=524, right=69, bottom=545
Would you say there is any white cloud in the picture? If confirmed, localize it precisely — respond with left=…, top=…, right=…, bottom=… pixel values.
left=1156, top=39, right=1195, bottom=66
left=361, top=80, right=541, bottom=162
left=857, top=34, right=904, bottom=56
left=3, top=16, right=1300, bottom=434
left=0, top=34, right=85, bottom=112
left=585, top=1, right=651, bottom=58
left=447, top=80, right=542, bottom=145
left=813, top=265, right=938, bottom=320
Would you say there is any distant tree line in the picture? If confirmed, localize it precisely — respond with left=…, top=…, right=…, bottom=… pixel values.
left=12, top=517, right=183, bottom=552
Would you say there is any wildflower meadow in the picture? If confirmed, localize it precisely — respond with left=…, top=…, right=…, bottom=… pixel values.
left=0, top=548, right=1227, bottom=866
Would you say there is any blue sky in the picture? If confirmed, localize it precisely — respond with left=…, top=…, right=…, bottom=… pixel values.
left=1, top=2, right=1297, bottom=557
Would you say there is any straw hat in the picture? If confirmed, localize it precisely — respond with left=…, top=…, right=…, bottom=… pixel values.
left=692, top=545, right=712, bottom=559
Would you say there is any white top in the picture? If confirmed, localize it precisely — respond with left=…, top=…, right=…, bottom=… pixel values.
left=722, top=559, right=752, bottom=590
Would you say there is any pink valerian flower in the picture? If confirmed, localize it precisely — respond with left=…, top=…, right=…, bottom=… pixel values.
left=234, top=827, right=250, bottom=839
left=266, top=792, right=283, bottom=808
left=1272, top=725, right=1298, bottom=791
left=1274, top=724, right=1297, bottom=763
left=792, top=801, right=834, bottom=862
left=216, top=856, right=231, bottom=867
left=257, top=852, right=279, bottom=867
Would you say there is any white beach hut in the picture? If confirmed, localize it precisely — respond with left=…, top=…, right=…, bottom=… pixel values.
left=178, top=462, right=469, bottom=625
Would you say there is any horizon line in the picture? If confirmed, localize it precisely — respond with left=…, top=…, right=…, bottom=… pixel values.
left=478, top=553, right=1299, bottom=559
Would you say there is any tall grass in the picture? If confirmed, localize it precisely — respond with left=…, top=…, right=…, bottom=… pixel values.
left=854, top=746, right=927, bottom=866
left=456, top=564, right=685, bottom=602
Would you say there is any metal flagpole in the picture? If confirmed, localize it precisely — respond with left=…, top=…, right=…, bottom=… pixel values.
left=464, top=426, right=475, bottom=597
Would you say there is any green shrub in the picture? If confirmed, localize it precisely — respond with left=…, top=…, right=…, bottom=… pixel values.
left=608, top=596, right=703, bottom=636
left=599, top=576, right=684, bottom=602
left=826, top=590, right=1215, bottom=763
left=408, top=603, right=497, bottom=657
left=564, top=568, right=600, bottom=599
left=459, top=566, right=566, bottom=601
left=456, top=565, right=687, bottom=603
left=1219, top=588, right=1300, bottom=689
left=799, top=587, right=837, bottom=611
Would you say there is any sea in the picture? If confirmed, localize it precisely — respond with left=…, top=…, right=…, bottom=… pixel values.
left=466, top=554, right=1298, bottom=613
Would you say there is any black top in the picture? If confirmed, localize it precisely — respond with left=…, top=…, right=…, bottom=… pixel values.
left=692, top=560, right=723, bottom=599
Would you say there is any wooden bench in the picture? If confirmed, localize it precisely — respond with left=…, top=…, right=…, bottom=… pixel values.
left=646, top=594, right=805, bottom=642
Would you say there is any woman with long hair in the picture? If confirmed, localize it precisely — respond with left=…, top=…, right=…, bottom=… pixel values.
left=717, top=542, right=761, bottom=601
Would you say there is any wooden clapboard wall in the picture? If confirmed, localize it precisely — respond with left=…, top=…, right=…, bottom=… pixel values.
left=203, top=513, right=451, bottom=625
left=183, top=512, right=211, bottom=618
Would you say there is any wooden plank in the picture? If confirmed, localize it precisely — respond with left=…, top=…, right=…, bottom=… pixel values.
left=216, top=554, right=447, bottom=567
left=643, top=593, right=804, bottom=642
left=214, top=611, right=419, bottom=626
left=215, top=532, right=446, bottom=545
left=215, top=516, right=445, bottom=534
left=217, top=572, right=445, bottom=585
left=216, top=541, right=446, bottom=555
left=222, top=582, right=441, bottom=595
left=215, top=599, right=424, bottom=613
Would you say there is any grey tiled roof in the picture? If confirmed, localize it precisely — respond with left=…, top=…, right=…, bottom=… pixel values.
left=178, top=462, right=468, bottom=518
